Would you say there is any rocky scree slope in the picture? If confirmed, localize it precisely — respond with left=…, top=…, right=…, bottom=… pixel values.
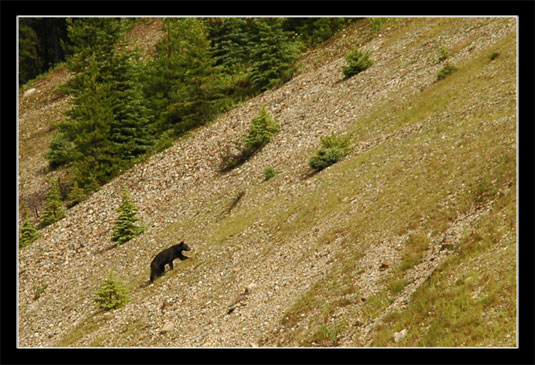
left=18, top=17, right=517, bottom=347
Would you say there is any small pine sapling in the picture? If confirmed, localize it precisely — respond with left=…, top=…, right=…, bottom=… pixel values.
left=94, top=271, right=130, bottom=311
left=67, top=181, right=86, bottom=208
left=19, top=218, right=41, bottom=248
left=40, top=179, right=66, bottom=227
left=243, top=105, right=281, bottom=153
left=111, top=188, right=146, bottom=245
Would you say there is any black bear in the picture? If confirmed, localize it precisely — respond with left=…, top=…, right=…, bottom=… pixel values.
left=150, top=242, right=191, bottom=282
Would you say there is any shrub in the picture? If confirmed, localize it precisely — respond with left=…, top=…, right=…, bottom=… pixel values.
left=437, top=45, right=450, bottom=63
left=94, top=271, right=130, bottom=311
left=309, top=147, right=347, bottom=171
left=264, top=166, right=278, bottom=180
left=309, top=133, right=354, bottom=171
left=488, top=51, right=500, bottom=61
left=342, top=48, right=373, bottom=78
left=436, top=64, right=458, bottom=80
left=111, top=188, right=146, bottom=245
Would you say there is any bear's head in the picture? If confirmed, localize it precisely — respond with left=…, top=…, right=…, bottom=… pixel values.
left=179, top=241, right=191, bottom=251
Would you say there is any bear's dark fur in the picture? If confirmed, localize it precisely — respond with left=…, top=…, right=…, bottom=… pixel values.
left=150, top=242, right=191, bottom=282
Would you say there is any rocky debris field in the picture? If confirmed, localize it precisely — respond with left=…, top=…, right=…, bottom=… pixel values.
left=18, top=17, right=516, bottom=347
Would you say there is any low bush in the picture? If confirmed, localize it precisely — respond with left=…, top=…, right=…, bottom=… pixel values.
left=436, top=64, right=458, bottom=81
left=488, top=51, right=500, bottom=61
left=264, top=166, right=278, bottom=180
left=437, top=45, right=451, bottom=63
left=309, top=133, right=354, bottom=171
left=45, top=132, right=73, bottom=170
left=243, top=105, right=281, bottom=152
left=342, top=48, right=373, bottom=78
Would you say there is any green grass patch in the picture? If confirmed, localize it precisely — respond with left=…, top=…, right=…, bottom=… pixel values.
left=396, top=232, right=430, bottom=272
left=370, top=189, right=516, bottom=346
left=304, top=317, right=349, bottom=346
left=56, top=315, right=102, bottom=347
left=388, top=278, right=409, bottom=295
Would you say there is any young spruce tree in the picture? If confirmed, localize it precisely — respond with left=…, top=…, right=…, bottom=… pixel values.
left=94, top=271, right=130, bottom=311
left=111, top=188, right=146, bottom=245
left=40, top=179, right=66, bottom=227
left=19, top=216, right=41, bottom=249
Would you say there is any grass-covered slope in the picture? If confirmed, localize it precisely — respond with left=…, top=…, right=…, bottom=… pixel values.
left=18, top=17, right=516, bottom=348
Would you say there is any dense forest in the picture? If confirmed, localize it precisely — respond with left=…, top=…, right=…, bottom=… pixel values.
left=19, top=17, right=357, bottom=220
left=19, top=18, right=71, bottom=86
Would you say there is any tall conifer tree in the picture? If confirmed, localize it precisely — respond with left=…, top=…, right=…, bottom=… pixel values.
left=51, top=18, right=153, bottom=193
left=248, top=18, right=300, bottom=93
left=144, top=18, right=224, bottom=136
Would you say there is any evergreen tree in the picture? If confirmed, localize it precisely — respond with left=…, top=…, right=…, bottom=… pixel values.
left=19, top=19, right=43, bottom=86
left=144, top=18, right=225, bottom=136
left=19, top=218, right=42, bottom=248
left=94, top=271, right=130, bottom=311
left=248, top=18, right=300, bottom=93
left=207, top=17, right=253, bottom=73
left=60, top=56, right=117, bottom=190
left=19, top=18, right=70, bottom=86
left=67, top=181, right=85, bottom=207
left=40, top=179, right=66, bottom=227
left=111, top=188, right=146, bottom=245
left=55, top=18, right=154, bottom=192
left=106, top=50, right=154, bottom=163
left=243, top=105, right=281, bottom=152
left=283, top=18, right=356, bottom=47
left=205, top=17, right=258, bottom=101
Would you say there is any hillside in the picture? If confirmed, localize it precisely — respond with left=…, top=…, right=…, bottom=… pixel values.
left=18, top=17, right=517, bottom=348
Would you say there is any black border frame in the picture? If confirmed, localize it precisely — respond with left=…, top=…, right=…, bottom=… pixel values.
left=2, top=1, right=534, bottom=364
